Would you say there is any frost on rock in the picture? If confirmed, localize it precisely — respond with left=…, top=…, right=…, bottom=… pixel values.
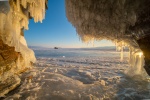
left=65, top=0, right=148, bottom=76
left=0, top=0, right=47, bottom=68
left=66, top=0, right=139, bottom=42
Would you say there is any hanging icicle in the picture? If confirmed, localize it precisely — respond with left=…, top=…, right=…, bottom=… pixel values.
left=120, top=46, right=124, bottom=61
left=0, top=0, right=47, bottom=68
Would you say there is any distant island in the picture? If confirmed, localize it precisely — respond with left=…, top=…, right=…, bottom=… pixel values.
left=54, top=47, right=58, bottom=49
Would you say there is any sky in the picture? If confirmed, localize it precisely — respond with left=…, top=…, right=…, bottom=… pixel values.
left=24, top=0, right=115, bottom=48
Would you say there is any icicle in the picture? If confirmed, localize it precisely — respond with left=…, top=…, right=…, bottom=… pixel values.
left=91, top=38, right=95, bottom=47
left=21, top=0, right=27, bottom=8
left=133, top=51, right=144, bottom=74
left=120, top=46, right=124, bottom=61
left=128, top=47, right=131, bottom=62
left=126, top=47, right=147, bottom=77
left=0, top=0, right=46, bottom=68
left=115, top=42, right=118, bottom=51
left=0, top=13, right=6, bottom=34
left=17, top=0, right=20, bottom=11
left=26, top=0, right=46, bottom=23
left=116, top=41, right=124, bottom=61
left=137, top=53, right=144, bottom=73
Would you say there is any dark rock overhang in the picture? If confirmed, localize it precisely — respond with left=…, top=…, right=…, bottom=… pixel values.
left=65, top=0, right=150, bottom=75
left=65, top=0, right=150, bottom=44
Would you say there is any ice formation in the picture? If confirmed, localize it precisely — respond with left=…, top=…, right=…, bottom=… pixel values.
left=65, top=0, right=147, bottom=76
left=4, top=49, right=150, bottom=99
left=0, top=0, right=47, bottom=67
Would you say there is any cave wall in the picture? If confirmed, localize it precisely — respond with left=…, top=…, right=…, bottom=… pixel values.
left=0, top=0, right=47, bottom=97
left=138, top=36, right=150, bottom=75
left=131, top=1, right=150, bottom=75
left=65, top=0, right=150, bottom=75
left=0, top=38, right=24, bottom=97
left=0, top=37, right=32, bottom=81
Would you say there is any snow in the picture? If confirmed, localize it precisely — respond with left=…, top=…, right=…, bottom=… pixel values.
left=3, top=49, right=150, bottom=100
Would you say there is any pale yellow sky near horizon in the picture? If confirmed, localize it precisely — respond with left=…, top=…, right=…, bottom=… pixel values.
left=31, top=39, right=115, bottom=48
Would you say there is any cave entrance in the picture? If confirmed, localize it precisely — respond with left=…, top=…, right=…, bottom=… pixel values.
left=1, top=0, right=150, bottom=99
left=33, top=40, right=130, bottom=84
left=30, top=40, right=150, bottom=100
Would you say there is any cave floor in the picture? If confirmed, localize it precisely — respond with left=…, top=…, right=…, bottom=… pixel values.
left=3, top=57, right=150, bottom=100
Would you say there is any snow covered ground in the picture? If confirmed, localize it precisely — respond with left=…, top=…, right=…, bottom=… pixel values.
left=3, top=48, right=150, bottom=100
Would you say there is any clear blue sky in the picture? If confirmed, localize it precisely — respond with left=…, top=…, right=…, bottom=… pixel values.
left=24, top=0, right=114, bottom=48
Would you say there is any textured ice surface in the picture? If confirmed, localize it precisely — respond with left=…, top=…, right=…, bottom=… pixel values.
left=3, top=49, right=150, bottom=100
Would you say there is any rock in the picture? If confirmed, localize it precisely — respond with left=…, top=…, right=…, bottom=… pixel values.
left=0, top=55, right=4, bottom=62
left=138, top=35, right=150, bottom=75
left=0, top=75, right=21, bottom=97
left=0, top=39, right=25, bottom=96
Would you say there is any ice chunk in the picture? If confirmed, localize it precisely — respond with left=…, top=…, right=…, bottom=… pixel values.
left=85, top=71, right=92, bottom=77
left=100, top=80, right=105, bottom=86
left=54, top=68, right=58, bottom=73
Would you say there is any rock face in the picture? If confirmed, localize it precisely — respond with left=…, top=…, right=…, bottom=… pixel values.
left=138, top=36, right=150, bottom=75
left=0, top=39, right=18, bottom=66
left=0, top=39, right=23, bottom=97
left=0, top=0, right=47, bottom=97
left=65, top=0, right=150, bottom=75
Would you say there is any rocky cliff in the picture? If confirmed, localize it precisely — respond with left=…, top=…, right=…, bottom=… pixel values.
left=0, top=0, right=47, bottom=97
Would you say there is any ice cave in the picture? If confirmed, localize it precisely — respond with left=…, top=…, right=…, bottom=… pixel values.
left=0, top=0, right=150, bottom=97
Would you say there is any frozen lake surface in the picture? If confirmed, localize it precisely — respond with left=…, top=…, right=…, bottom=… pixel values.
left=4, top=48, right=150, bottom=100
